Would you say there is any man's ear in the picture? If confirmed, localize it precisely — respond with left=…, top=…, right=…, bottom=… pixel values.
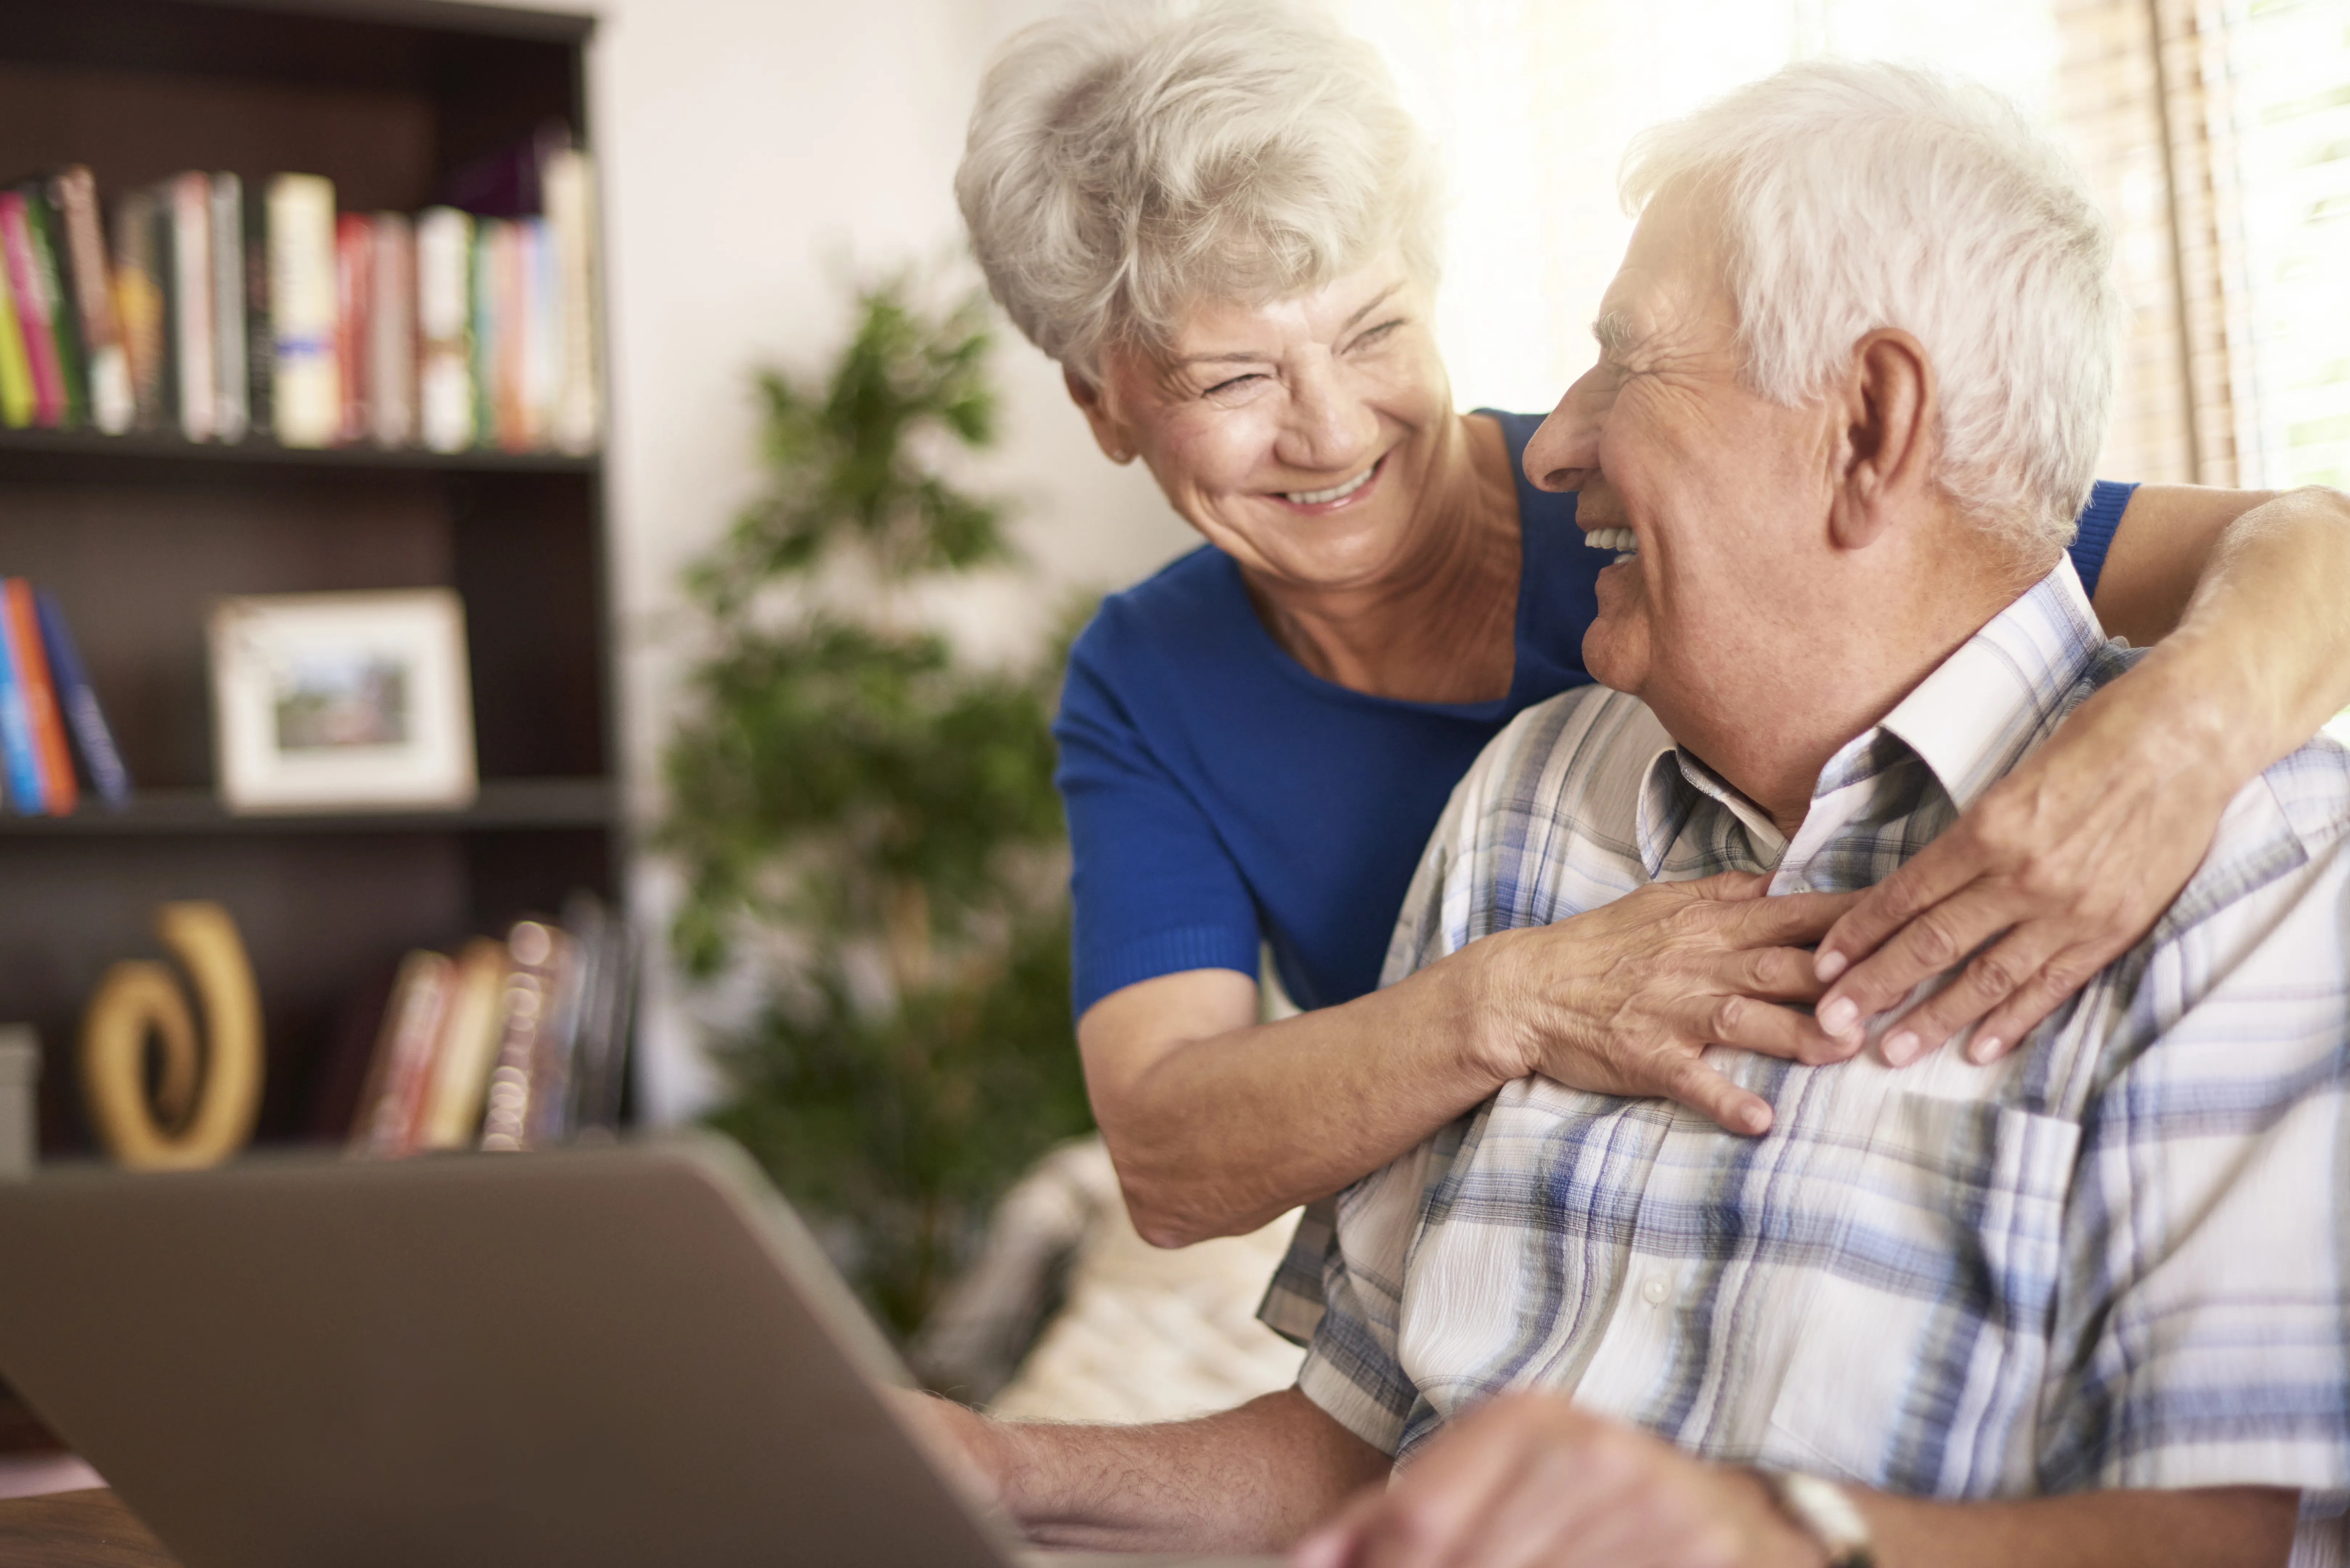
left=1063, top=366, right=1136, bottom=465
left=1827, top=328, right=1936, bottom=551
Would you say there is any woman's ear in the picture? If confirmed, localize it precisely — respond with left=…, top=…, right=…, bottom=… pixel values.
left=1827, top=328, right=1937, bottom=551
left=1064, top=366, right=1136, bottom=464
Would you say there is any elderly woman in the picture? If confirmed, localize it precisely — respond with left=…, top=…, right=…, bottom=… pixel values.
left=954, top=1, right=2350, bottom=1247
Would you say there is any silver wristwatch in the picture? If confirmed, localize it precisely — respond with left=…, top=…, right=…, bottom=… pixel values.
left=1757, top=1468, right=1876, bottom=1568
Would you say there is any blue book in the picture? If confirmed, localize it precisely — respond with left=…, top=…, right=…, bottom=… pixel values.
left=34, top=586, right=130, bottom=809
left=0, top=593, right=42, bottom=813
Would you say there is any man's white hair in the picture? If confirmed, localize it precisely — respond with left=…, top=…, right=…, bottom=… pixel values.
left=1624, top=61, right=2122, bottom=555
left=956, top=0, right=1441, bottom=384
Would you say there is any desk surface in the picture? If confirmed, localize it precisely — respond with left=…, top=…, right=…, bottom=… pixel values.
left=0, top=1489, right=176, bottom=1568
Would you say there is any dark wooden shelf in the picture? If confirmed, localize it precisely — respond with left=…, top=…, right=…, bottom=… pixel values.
left=0, top=0, right=623, bottom=1156
left=0, top=779, right=617, bottom=836
left=0, top=427, right=597, bottom=474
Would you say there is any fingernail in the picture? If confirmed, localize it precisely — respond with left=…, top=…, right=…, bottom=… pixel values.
left=1818, top=997, right=1857, bottom=1036
left=1968, top=1033, right=2002, bottom=1064
left=1883, top=1030, right=1917, bottom=1065
left=1743, top=1103, right=1771, bottom=1134
left=1814, top=950, right=1848, bottom=983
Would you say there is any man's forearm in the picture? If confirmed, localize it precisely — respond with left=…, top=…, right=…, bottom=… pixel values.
left=1851, top=1482, right=2298, bottom=1568
left=990, top=1386, right=1389, bottom=1553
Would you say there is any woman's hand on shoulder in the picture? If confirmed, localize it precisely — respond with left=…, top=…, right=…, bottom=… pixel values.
left=1475, top=870, right=1864, bottom=1136
left=1805, top=659, right=2240, bottom=1067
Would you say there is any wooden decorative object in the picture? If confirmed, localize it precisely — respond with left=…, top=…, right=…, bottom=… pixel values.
left=78, top=903, right=264, bottom=1170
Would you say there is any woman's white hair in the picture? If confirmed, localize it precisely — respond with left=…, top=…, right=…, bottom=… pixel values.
left=955, top=0, right=1441, bottom=383
left=1623, top=61, right=2122, bottom=555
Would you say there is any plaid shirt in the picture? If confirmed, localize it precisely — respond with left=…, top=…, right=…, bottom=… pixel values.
left=1263, top=562, right=2350, bottom=1560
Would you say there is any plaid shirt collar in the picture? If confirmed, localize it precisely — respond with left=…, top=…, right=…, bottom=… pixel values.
left=1632, top=557, right=2104, bottom=882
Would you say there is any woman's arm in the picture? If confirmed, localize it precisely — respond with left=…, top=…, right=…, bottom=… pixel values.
left=1085, top=872, right=1858, bottom=1247
left=1813, top=483, right=2350, bottom=1061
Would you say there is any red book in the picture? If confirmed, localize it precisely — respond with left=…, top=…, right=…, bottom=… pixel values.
left=0, top=579, right=74, bottom=816
left=0, top=193, right=64, bottom=427
left=333, top=213, right=373, bottom=446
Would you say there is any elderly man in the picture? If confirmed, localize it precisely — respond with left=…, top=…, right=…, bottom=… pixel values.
left=923, top=61, right=2350, bottom=1568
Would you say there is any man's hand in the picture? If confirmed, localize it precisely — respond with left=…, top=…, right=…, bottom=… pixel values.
left=1292, top=1394, right=1824, bottom=1568
left=1484, top=870, right=1865, bottom=1136
left=1808, top=665, right=2234, bottom=1067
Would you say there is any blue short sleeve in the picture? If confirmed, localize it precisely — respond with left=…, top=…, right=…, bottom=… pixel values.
left=2067, top=480, right=2137, bottom=602
left=1056, top=618, right=1264, bottom=1016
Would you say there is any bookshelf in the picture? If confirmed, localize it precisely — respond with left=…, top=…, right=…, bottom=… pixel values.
left=0, top=0, right=621, bottom=1162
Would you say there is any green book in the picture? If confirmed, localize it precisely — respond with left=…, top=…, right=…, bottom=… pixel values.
left=0, top=251, right=32, bottom=428
left=17, top=184, right=88, bottom=430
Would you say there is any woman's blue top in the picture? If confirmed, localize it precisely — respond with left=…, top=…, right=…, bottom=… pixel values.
left=1054, top=410, right=2138, bottom=1016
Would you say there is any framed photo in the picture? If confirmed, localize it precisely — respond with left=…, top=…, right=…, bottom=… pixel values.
left=209, top=589, right=477, bottom=813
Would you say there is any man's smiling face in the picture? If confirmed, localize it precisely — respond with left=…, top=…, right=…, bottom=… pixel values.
left=1521, top=201, right=1841, bottom=731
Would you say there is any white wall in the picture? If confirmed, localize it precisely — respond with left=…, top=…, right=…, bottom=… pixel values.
left=512, top=0, right=1196, bottom=1121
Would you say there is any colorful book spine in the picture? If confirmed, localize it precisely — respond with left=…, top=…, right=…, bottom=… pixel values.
left=491, top=219, right=528, bottom=452
left=21, top=186, right=89, bottom=431
left=32, top=587, right=130, bottom=809
left=333, top=212, right=372, bottom=446
left=167, top=172, right=215, bottom=442
left=367, top=212, right=415, bottom=449
left=111, top=188, right=165, bottom=432
left=209, top=172, right=248, bottom=444
left=0, top=246, right=32, bottom=428
left=519, top=217, right=556, bottom=450
left=352, top=949, right=454, bottom=1159
left=267, top=174, right=338, bottom=448
left=415, top=937, right=511, bottom=1151
left=240, top=182, right=272, bottom=438
left=469, top=218, right=500, bottom=449
left=0, top=585, right=44, bottom=813
left=0, top=192, right=65, bottom=427
left=543, top=147, right=601, bottom=455
left=479, top=919, right=568, bottom=1152
left=50, top=166, right=132, bottom=435
left=415, top=206, right=474, bottom=453
left=1, top=580, right=74, bottom=816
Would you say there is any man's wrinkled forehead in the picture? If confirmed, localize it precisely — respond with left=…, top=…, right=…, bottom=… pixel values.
left=1591, top=199, right=1737, bottom=363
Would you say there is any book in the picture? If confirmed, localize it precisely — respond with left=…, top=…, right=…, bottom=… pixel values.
left=209, top=173, right=248, bottom=444
left=1, top=581, right=75, bottom=816
left=110, top=188, right=166, bottom=432
left=149, top=193, right=181, bottom=433
left=525, top=888, right=608, bottom=1145
left=415, top=206, right=473, bottom=453
left=543, top=147, right=601, bottom=454
left=240, top=182, right=272, bottom=437
left=491, top=219, right=528, bottom=452
left=367, top=212, right=415, bottom=448
left=266, top=174, right=338, bottom=448
left=350, top=948, right=454, bottom=1158
left=0, top=582, right=44, bottom=813
left=519, top=218, right=556, bottom=450
left=19, top=186, right=89, bottom=431
left=0, top=247, right=32, bottom=428
left=333, top=212, right=372, bottom=446
left=414, top=936, right=510, bottom=1150
left=166, top=172, right=215, bottom=442
left=478, top=918, right=570, bottom=1152
left=49, top=166, right=132, bottom=435
left=0, top=191, right=66, bottom=427
left=568, top=895, right=636, bottom=1136
left=32, top=587, right=130, bottom=809
left=469, top=218, right=501, bottom=449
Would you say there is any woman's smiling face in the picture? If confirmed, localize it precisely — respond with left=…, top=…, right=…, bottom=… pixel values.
left=1069, top=257, right=1459, bottom=596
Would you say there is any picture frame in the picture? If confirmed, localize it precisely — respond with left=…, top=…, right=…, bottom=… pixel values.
left=208, top=589, right=477, bottom=814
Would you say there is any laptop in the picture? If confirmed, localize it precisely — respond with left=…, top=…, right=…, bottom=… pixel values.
left=0, top=1136, right=1277, bottom=1567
